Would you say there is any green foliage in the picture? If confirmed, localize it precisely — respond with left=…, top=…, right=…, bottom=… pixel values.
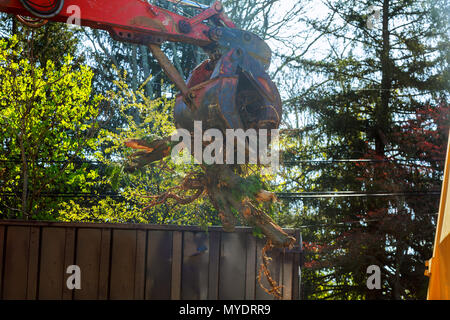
left=273, top=0, right=449, bottom=300
left=252, top=226, right=264, bottom=239
left=56, top=70, right=220, bottom=228
left=0, top=14, right=84, bottom=69
left=0, top=0, right=445, bottom=301
left=0, top=36, right=102, bottom=219
left=230, top=174, right=264, bottom=202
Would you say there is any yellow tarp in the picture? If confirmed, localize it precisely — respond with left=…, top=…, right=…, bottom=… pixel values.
left=426, top=130, right=450, bottom=300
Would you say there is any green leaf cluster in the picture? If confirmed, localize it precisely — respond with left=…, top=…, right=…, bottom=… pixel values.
left=0, top=36, right=102, bottom=219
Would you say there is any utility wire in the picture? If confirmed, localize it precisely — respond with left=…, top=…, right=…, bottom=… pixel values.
left=276, top=191, right=441, bottom=199
left=0, top=192, right=126, bottom=199
left=296, top=212, right=439, bottom=229
left=281, top=159, right=445, bottom=164
left=1, top=158, right=445, bottom=165
left=0, top=190, right=441, bottom=199
left=0, top=159, right=103, bottom=165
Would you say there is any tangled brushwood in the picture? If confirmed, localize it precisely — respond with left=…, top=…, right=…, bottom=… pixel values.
left=123, top=26, right=296, bottom=297
left=258, top=240, right=283, bottom=299
left=124, top=134, right=295, bottom=298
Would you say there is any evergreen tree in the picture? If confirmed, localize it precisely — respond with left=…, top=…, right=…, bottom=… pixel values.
left=0, top=13, right=84, bottom=68
left=274, top=0, right=449, bottom=299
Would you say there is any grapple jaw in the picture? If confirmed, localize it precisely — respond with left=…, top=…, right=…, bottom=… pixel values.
left=174, top=29, right=282, bottom=134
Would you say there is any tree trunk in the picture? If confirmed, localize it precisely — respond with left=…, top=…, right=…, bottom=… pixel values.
left=19, top=130, right=29, bottom=220
left=367, top=0, right=392, bottom=300
left=131, top=45, right=138, bottom=91
left=377, top=0, right=392, bottom=156
left=205, top=165, right=296, bottom=248
left=140, top=45, right=153, bottom=98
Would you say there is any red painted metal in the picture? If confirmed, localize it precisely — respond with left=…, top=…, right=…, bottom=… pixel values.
left=0, top=0, right=232, bottom=46
left=0, top=0, right=282, bottom=135
left=174, top=47, right=282, bottom=132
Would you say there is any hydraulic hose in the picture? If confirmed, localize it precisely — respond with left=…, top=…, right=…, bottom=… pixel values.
left=19, top=0, right=64, bottom=18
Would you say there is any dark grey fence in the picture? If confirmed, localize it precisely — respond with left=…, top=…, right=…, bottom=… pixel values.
left=0, top=220, right=301, bottom=300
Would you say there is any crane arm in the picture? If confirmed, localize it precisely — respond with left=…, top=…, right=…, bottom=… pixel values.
left=0, top=0, right=274, bottom=111
left=0, top=0, right=234, bottom=47
left=0, top=0, right=291, bottom=255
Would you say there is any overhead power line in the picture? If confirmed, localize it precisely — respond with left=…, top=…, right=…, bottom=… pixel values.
left=276, top=191, right=441, bottom=199
left=0, top=159, right=103, bottom=165
left=0, top=190, right=441, bottom=199
left=281, top=159, right=445, bottom=164
left=296, top=212, right=439, bottom=229
left=0, top=192, right=126, bottom=199
left=1, top=158, right=445, bottom=166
